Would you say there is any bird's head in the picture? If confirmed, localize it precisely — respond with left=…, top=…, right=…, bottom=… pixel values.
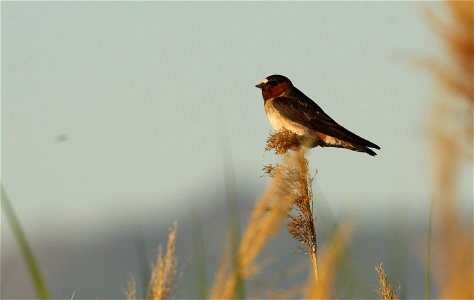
left=255, top=75, right=292, bottom=100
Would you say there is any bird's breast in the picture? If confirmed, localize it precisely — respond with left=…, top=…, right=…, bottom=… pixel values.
left=264, top=99, right=308, bottom=136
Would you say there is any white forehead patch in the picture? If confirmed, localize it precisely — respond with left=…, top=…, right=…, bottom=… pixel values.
left=261, top=78, right=268, bottom=84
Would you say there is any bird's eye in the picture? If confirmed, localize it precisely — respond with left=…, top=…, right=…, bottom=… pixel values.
left=269, top=81, right=277, bottom=87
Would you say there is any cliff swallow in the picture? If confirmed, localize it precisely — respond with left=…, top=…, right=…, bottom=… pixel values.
left=256, top=74, right=380, bottom=156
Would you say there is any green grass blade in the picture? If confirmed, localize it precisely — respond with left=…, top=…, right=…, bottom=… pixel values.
left=190, top=205, right=209, bottom=299
left=133, top=226, right=150, bottom=299
left=217, top=123, right=245, bottom=299
left=1, top=184, right=50, bottom=299
left=425, top=196, right=434, bottom=299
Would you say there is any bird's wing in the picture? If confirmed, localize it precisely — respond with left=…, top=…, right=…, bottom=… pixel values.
left=271, top=96, right=380, bottom=149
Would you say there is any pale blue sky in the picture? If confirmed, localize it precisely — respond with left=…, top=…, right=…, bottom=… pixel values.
left=2, top=1, right=471, bottom=244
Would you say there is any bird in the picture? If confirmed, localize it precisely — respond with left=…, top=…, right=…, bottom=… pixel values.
left=256, top=74, right=380, bottom=156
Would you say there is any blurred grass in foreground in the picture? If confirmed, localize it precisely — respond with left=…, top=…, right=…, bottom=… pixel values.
left=3, top=1, right=471, bottom=299
left=423, top=1, right=473, bottom=298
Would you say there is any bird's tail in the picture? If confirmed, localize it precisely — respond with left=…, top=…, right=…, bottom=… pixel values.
left=316, top=136, right=379, bottom=156
left=354, top=145, right=377, bottom=156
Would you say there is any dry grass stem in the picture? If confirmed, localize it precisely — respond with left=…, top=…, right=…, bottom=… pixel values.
left=305, top=222, right=353, bottom=299
left=125, top=277, right=137, bottom=300
left=210, top=153, right=299, bottom=297
left=430, top=98, right=474, bottom=298
left=123, top=222, right=179, bottom=300
left=146, top=221, right=179, bottom=299
left=285, top=147, right=319, bottom=281
left=267, top=130, right=320, bottom=282
left=375, top=263, right=399, bottom=300
left=424, top=1, right=473, bottom=103
left=422, top=1, right=473, bottom=156
left=211, top=240, right=231, bottom=297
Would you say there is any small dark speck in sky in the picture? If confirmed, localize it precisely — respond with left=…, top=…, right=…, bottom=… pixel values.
left=55, top=134, right=68, bottom=143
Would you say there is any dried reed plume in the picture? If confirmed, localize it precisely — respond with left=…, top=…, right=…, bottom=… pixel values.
left=265, top=128, right=304, bottom=155
left=266, top=129, right=320, bottom=280
left=125, top=222, right=179, bottom=300
left=424, top=1, right=473, bottom=105
left=286, top=150, right=319, bottom=281
left=423, top=1, right=473, bottom=298
left=375, top=263, right=399, bottom=300
left=210, top=129, right=318, bottom=298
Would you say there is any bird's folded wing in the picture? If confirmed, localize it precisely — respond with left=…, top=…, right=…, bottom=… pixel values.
left=271, top=96, right=380, bottom=149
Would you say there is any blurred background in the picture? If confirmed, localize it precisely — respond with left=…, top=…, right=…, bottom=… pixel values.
left=2, top=1, right=472, bottom=299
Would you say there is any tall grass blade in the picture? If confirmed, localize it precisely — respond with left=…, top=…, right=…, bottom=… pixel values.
left=190, top=204, right=209, bottom=299
left=425, top=195, right=434, bottom=299
left=217, top=122, right=244, bottom=299
left=1, top=184, right=50, bottom=299
left=133, top=225, right=150, bottom=298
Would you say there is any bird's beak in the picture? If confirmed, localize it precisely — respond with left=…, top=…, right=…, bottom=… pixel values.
left=255, top=83, right=264, bottom=89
